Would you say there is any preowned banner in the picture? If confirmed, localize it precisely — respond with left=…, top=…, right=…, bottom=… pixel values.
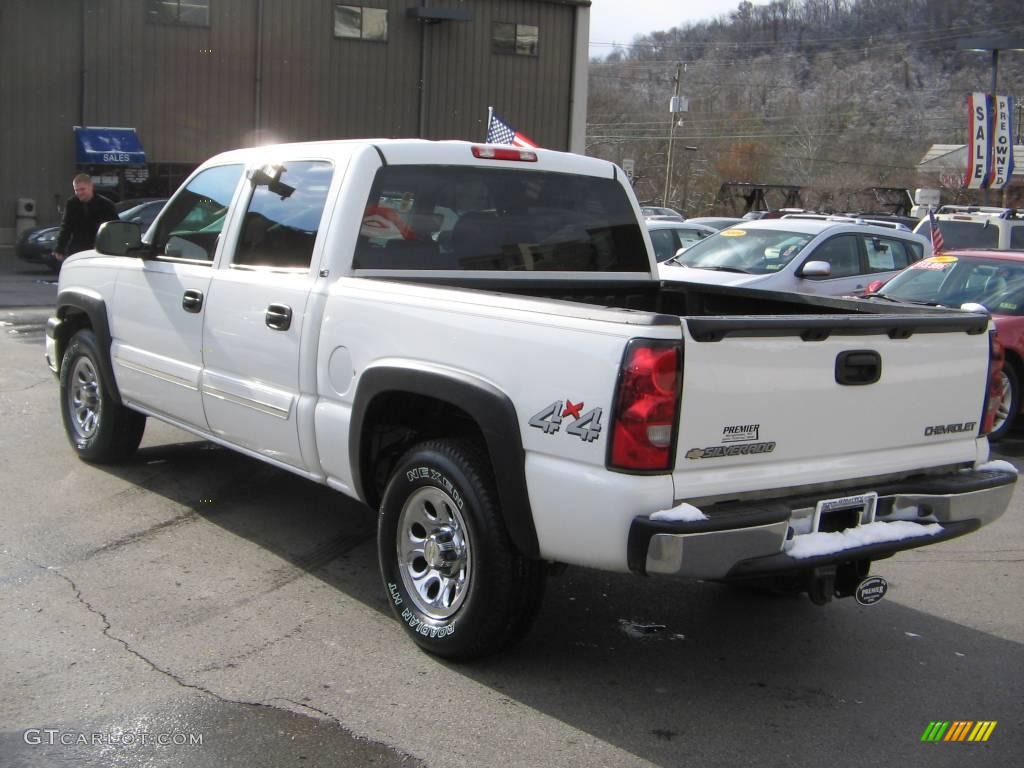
left=966, top=92, right=992, bottom=190
left=988, top=95, right=1016, bottom=190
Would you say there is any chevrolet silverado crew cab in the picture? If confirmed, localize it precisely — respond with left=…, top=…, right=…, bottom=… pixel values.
left=47, top=139, right=1015, bottom=660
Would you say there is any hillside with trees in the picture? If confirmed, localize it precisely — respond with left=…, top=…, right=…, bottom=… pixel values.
left=587, top=0, right=1024, bottom=214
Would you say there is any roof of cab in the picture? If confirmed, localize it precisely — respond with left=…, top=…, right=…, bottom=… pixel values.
left=202, top=138, right=619, bottom=179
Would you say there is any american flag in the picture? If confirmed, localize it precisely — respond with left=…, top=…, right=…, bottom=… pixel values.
left=928, top=209, right=945, bottom=253
left=486, top=110, right=538, bottom=148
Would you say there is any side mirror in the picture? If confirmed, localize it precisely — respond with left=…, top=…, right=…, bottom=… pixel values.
left=95, top=220, right=145, bottom=257
left=674, top=246, right=687, bottom=259
left=864, top=279, right=887, bottom=295
left=800, top=260, right=832, bottom=278
left=959, top=302, right=991, bottom=315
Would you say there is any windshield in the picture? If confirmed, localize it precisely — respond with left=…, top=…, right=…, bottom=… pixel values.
left=880, top=255, right=1024, bottom=314
left=674, top=227, right=813, bottom=274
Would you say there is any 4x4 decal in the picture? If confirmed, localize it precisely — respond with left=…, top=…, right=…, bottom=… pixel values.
left=529, top=400, right=603, bottom=442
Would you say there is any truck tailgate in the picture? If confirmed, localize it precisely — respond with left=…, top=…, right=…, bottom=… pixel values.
left=673, top=313, right=991, bottom=499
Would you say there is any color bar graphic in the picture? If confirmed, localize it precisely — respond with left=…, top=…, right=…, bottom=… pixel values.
left=921, top=721, right=996, bottom=742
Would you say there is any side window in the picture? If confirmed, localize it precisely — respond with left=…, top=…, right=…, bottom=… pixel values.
left=863, top=236, right=911, bottom=273
left=808, top=234, right=860, bottom=278
left=649, top=229, right=677, bottom=262
left=1011, top=225, right=1024, bottom=249
left=154, top=164, right=243, bottom=261
left=677, top=228, right=708, bottom=249
left=234, top=161, right=333, bottom=270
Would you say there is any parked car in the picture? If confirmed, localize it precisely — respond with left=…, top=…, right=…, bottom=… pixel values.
left=683, top=216, right=744, bottom=231
left=118, top=199, right=168, bottom=230
left=742, top=208, right=810, bottom=220
left=863, top=248, right=1024, bottom=439
left=640, top=205, right=683, bottom=220
left=115, top=197, right=165, bottom=215
left=914, top=206, right=1024, bottom=251
left=659, top=214, right=930, bottom=296
left=15, top=225, right=62, bottom=270
left=845, top=211, right=919, bottom=230
left=16, top=199, right=167, bottom=271
left=645, top=218, right=716, bottom=262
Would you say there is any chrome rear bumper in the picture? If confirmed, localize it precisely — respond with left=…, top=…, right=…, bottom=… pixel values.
left=628, top=468, right=1016, bottom=579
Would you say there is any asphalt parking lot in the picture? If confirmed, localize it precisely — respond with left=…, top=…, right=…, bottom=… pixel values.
left=1, top=253, right=1021, bottom=767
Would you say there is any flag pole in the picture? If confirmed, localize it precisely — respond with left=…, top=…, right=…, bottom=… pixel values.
left=486, top=106, right=494, bottom=142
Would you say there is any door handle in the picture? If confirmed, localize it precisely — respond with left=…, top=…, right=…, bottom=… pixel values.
left=835, top=350, right=881, bottom=386
left=182, top=289, right=204, bottom=313
left=265, top=303, right=293, bottom=331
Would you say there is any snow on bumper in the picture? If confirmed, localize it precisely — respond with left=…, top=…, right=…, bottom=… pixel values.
left=628, top=467, right=1016, bottom=580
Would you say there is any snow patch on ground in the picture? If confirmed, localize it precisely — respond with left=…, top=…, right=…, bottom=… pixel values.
left=786, top=521, right=943, bottom=559
left=650, top=502, right=707, bottom=522
left=974, top=459, right=1018, bottom=475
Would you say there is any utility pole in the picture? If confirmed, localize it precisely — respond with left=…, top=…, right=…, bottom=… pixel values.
left=663, top=63, right=683, bottom=209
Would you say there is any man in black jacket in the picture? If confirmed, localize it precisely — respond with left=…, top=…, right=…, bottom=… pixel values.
left=54, top=173, right=118, bottom=264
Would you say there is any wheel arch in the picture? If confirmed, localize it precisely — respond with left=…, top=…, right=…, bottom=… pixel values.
left=350, top=365, right=539, bottom=558
left=1004, top=347, right=1024, bottom=416
left=55, top=289, right=123, bottom=405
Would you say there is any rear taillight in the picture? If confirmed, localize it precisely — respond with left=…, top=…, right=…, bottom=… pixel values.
left=982, top=328, right=1003, bottom=435
left=608, top=340, right=682, bottom=472
left=471, top=145, right=538, bottom=162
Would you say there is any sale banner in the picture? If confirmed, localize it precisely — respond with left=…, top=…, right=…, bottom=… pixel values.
left=966, top=92, right=992, bottom=190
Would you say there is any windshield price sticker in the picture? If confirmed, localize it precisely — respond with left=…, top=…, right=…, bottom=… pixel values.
left=913, top=256, right=957, bottom=270
left=720, top=229, right=747, bottom=237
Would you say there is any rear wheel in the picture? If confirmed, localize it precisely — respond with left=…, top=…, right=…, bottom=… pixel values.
left=989, top=363, right=1019, bottom=442
left=60, top=329, right=146, bottom=463
left=377, top=439, right=546, bottom=660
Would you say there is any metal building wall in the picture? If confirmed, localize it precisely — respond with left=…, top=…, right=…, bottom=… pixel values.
left=0, top=0, right=586, bottom=241
left=82, top=0, right=259, bottom=163
left=420, top=0, right=577, bottom=147
left=0, top=0, right=84, bottom=238
left=257, top=0, right=420, bottom=143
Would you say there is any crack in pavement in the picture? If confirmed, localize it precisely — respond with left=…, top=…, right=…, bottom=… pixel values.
left=82, top=509, right=201, bottom=559
left=196, top=618, right=314, bottom=673
left=13, top=555, right=427, bottom=767
left=21, top=556, right=322, bottom=722
left=0, top=377, right=51, bottom=393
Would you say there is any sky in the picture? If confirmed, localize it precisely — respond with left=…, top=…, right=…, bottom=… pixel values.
left=588, top=0, right=765, bottom=56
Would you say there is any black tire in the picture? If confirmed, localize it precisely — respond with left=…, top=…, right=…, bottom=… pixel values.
left=989, top=362, right=1019, bottom=442
left=59, top=329, right=146, bottom=463
left=378, top=439, right=546, bottom=661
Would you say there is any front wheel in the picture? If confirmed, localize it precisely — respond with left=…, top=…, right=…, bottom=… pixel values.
left=989, top=363, right=1019, bottom=442
left=378, top=440, right=545, bottom=660
left=59, top=329, right=146, bottom=463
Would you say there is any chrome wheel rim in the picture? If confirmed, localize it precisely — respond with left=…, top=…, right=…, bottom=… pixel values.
left=68, top=356, right=101, bottom=440
left=397, top=486, right=471, bottom=620
left=993, top=369, right=1013, bottom=434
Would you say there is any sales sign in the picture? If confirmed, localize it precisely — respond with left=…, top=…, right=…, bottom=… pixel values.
left=966, top=92, right=992, bottom=190
left=988, top=95, right=1016, bottom=190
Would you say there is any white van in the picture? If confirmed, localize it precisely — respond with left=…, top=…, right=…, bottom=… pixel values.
left=914, top=206, right=1024, bottom=250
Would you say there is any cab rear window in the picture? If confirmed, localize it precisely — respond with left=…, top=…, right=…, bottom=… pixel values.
left=353, top=166, right=649, bottom=272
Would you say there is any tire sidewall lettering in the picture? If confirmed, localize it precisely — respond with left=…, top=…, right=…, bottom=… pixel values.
left=404, top=465, right=465, bottom=510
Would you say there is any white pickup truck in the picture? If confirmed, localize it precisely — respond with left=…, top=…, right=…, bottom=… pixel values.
left=48, top=140, right=1015, bottom=660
